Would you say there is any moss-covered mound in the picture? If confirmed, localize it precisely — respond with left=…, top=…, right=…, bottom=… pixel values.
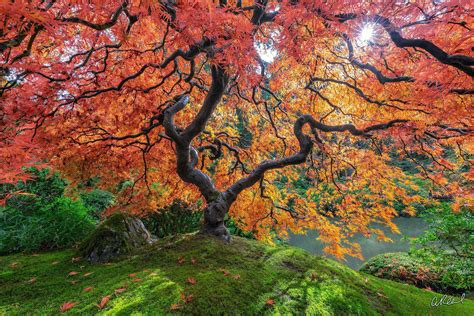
left=360, top=252, right=470, bottom=294
left=1, top=234, right=473, bottom=315
left=78, top=213, right=153, bottom=263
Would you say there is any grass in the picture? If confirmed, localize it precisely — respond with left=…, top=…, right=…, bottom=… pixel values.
left=1, top=233, right=472, bottom=315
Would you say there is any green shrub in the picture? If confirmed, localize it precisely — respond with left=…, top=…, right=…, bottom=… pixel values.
left=80, top=189, right=115, bottom=219
left=360, top=253, right=448, bottom=291
left=409, top=204, right=473, bottom=292
left=360, top=251, right=471, bottom=294
left=0, top=168, right=95, bottom=254
left=143, top=200, right=202, bottom=238
left=143, top=200, right=255, bottom=239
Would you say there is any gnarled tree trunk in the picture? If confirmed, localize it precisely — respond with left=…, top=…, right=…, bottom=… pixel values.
left=201, top=194, right=232, bottom=242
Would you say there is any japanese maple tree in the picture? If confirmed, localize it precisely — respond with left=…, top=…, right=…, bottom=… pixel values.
left=1, top=0, right=472, bottom=258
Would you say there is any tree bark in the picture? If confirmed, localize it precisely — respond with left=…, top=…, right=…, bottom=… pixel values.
left=200, top=193, right=232, bottom=242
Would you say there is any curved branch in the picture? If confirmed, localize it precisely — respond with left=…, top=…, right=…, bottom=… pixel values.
left=182, top=65, right=229, bottom=142
left=373, top=15, right=474, bottom=77
left=61, top=2, right=127, bottom=30
left=224, top=115, right=408, bottom=203
left=162, top=66, right=229, bottom=202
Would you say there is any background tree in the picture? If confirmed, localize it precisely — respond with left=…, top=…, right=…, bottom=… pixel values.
left=1, top=0, right=472, bottom=257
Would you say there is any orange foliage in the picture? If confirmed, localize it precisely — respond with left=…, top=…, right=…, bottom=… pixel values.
left=1, top=0, right=472, bottom=258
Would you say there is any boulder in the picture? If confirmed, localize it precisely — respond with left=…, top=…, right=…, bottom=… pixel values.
left=79, top=213, right=154, bottom=263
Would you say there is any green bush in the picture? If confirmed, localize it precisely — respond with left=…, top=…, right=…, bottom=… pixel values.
left=80, top=189, right=115, bottom=220
left=0, top=168, right=95, bottom=254
left=409, top=203, right=473, bottom=292
left=360, top=253, right=451, bottom=292
left=143, top=200, right=202, bottom=238
left=143, top=199, right=255, bottom=239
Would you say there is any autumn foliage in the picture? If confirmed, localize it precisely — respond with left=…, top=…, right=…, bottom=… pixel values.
left=1, top=0, right=472, bottom=257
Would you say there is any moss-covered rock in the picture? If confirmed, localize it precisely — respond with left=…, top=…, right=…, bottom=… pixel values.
left=78, top=213, right=153, bottom=263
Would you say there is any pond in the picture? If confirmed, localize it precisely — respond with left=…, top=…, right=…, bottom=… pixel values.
left=288, top=217, right=428, bottom=270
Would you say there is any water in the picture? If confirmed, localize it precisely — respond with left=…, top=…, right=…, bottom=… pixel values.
left=288, top=217, right=428, bottom=270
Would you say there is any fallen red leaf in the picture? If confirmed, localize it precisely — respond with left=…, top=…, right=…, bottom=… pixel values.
left=128, top=273, right=137, bottom=277
left=180, top=292, right=193, bottom=303
left=219, top=268, right=230, bottom=276
left=186, top=277, right=197, bottom=285
left=185, top=294, right=193, bottom=303
left=132, top=278, right=142, bottom=283
left=70, top=280, right=78, bottom=285
left=96, top=295, right=111, bottom=310
left=59, top=301, right=77, bottom=313
left=170, top=303, right=181, bottom=310
left=191, top=258, right=197, bottom=264
left=114, top=287, right=127, bottom=295
left=82, top=287, right=93, bottom=293
left=68, top=271, right=79, bottom=277
left=177, top=256, right=185, bottom=265
left=83, top=272, right=93, bottom=277
left=266, top=299, right=275, bottom=305
left=233, top=274, right=241, bottom=280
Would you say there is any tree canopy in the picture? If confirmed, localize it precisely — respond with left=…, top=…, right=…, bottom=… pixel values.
left=1, top=0, right=472, bottom=257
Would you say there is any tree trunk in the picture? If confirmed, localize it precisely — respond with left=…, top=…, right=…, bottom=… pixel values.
left=200, top=194, right=231, bottom=242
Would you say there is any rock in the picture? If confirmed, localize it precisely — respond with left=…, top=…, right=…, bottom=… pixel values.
left=78, top=213, right=154, bottom=263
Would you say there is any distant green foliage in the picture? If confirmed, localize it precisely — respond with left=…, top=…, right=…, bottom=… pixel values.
left=143, top=200, right=202, bottom=238
left=236, top=108, right=253, bottom=149
left=224, top=214, right=255, bottom=239
left=409, top=203, right=473, bottom=292
left=80, top=189, right=115, bottom=219
left=142, top=199, right=255, bottom=239
left=0, top=168, right=95, bottom=254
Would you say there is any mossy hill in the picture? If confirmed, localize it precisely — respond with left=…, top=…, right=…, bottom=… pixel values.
left=1, top=234, right=472, bottom=315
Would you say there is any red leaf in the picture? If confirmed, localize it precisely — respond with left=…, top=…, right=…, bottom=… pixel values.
left=266, top=299, right=275, bottom=305
left=170, top=303, right=181, bottom=310
left=128, top=273, right=137, bottom=277
left=233, top=274, right=241, bottom=280
left=96, top=295, right=111, bottom=310
left=114, top=287, right=127, bottom=295
left=186, top=277, right=197, bottom=285
left=59, top=301, right=77, bottom=313
left=219, top=268, right=230, bottom=276
left=82, top=286, right=93, bottom=293
left=68, top=271, right=79, bottom=277
left=191, top=258, right=197, bottom=264
left=185, top=294, right=193, bottom=303
left=83, top=272, right=93, bottom=277
left=177, top=256, right=185, bottom=265
left=132, top=278, right=142, bottom=283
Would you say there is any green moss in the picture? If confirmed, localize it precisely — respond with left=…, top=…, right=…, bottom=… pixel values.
left=1, top=234, right=473, bottom=315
